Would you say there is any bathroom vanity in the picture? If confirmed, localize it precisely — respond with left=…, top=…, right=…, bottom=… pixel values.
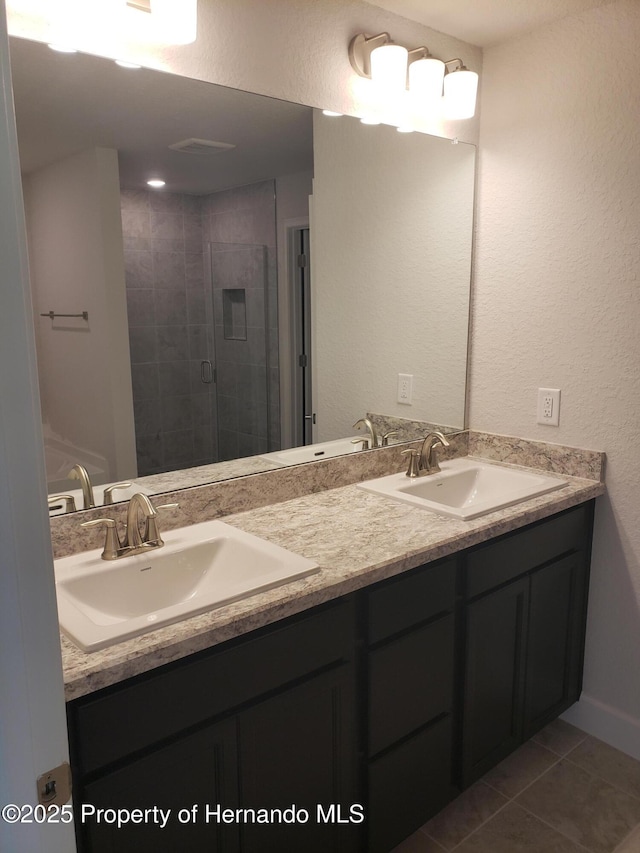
left=62, top=481, right=597, bottom=853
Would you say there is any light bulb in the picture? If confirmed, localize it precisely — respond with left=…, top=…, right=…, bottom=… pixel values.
left=409, top=56, right=445, bottom=104
left=370, top=43, right=408, bottom=95
left=443, top=67, right=478, bottom=120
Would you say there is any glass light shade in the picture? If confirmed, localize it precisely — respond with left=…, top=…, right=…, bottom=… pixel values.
left=370, top=43, right=408, bottom=94
left=409, top=56, right=445, bottom=103
left=443, top=68, right=478, bottom=120
left=150, top=0, right=197, bottom=44
left=48, top=0, right=128, bottom=53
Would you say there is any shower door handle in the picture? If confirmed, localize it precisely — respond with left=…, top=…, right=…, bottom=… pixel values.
left=200, top=360, right=214, bottom=384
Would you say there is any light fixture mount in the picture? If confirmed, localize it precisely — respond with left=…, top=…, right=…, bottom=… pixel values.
left=348, top=33, right=391, bottom=78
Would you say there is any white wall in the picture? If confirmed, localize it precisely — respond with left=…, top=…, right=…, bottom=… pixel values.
left=473, top=0, right=640, bottom=756
left=312, top=111, right=475, bottom=440
left=24, top=147, right=137, bottom=485
left=0, top=2, right=75, bottom=849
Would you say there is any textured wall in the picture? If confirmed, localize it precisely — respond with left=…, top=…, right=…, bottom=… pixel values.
left=473, top=0, right=640, bottom=755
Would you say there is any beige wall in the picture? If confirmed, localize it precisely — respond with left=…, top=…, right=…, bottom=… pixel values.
left=312, top=111, right=475, bottom=440
left=473, top=0, right=640, bottom=756
left=24, top=147, right=136, bottom=485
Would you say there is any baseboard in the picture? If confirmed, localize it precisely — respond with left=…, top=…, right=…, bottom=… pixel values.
left=561, top=694, right=640, bottom=760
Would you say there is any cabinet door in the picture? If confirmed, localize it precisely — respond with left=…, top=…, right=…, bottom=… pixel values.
left=462, top=577, right=529, bottom=785
left=524, top=552, right=588, bottom=737
left=78, top=718, right=238, bottom=853
left=237, top=663, right=359, bottom=853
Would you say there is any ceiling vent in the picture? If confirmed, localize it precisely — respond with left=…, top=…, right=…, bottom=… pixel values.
left=168, top=138, right=236, bottom=155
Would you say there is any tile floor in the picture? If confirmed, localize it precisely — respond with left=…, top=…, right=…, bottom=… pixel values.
left=392, top=720, right=640, bottom=853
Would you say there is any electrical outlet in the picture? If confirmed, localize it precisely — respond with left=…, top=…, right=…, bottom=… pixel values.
left=397, top=373, right=413, bottom=405
left=537, top=388, right=561, bottom=426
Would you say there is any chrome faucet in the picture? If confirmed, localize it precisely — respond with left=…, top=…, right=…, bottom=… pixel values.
left=418, top=431, right=451, bottom=475
left=81, top=493, right=178, bottom=560
left=68, top=463, right=95, bottom=509
left=352, top=417, right=379, bottom=450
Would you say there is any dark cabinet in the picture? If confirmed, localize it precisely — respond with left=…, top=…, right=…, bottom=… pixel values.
left=461, top=503, right=594, bottom=786
left=67, top=500, right=595, bottom=853
left=68, top=599, right=359, bottom=853
left=462, top=577, right=529, bottom=781
left=365, top=557, right=459, bottom=852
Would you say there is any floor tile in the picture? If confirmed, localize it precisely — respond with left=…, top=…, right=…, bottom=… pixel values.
left=567, top=736, right=640, bottom=800
left=516, top=759, right=640, bottom=853
left=455, top=802, right=586, bottom=852
left=391, top=828, right=447, bottom=852
left=483, top=739, right=560, bottom=798
left=422, top=782, right=508, bottom=851
left=532, top=719, right=589, bottom=756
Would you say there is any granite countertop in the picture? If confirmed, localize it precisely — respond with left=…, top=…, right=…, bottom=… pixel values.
left=60, top=457, right=605, bottom=702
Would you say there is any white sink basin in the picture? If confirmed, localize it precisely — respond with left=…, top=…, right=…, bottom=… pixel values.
left=358, top=457, right=566, bottom=520
left=260, top=436, right=361, bottom=466
left=55, top=520, right=319, bottom=651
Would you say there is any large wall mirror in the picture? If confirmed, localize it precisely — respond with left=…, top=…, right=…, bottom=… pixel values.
left=9, top=36, right=475, bottom=514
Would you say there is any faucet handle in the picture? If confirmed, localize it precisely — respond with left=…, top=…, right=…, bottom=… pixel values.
left=48, top=494, right=77, bottom=513
left=81, top=517, right=122, bottom=560
left=402, top=448, right=421, bottom=478
left=103, top=482, right=133, bottom=505
left=351, top=437, right=370, bottom=451
left=381, top=430, right=399, bottom=447
left=145, top=502, right=179, bottom=545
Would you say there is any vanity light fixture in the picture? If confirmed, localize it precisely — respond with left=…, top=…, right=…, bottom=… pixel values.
left=348, top=32, right=478, bottom=123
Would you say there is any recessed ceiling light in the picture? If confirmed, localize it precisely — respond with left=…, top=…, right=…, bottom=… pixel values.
left=147, top=179, right=166, bottom=188
left=115, top=60, right=142, bottom=69
left=322, top=110, right=343, bottom=117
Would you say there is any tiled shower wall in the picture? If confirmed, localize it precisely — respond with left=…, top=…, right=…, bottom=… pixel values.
left=120, top=181, right=279, bottom=476
left=202, top=180, right=280, bottom=460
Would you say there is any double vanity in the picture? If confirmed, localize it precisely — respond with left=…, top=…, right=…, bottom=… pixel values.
left=52, top=431, right=605, bottom=852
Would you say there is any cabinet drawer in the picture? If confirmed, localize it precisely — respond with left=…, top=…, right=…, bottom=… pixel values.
left=369, top=614, right=454, bottom=756
left=466, top=505, right=588, bottom=599
left=69, top=599, right=354, bottom=775
left=367, top=557, right=456, bottom=644
left=368, top=716, right=455, bottom=853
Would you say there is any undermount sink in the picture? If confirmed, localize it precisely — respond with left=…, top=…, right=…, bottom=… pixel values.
left=55, top=520, right=319, bottom=651
left=358, top=457, right=566, bottom=520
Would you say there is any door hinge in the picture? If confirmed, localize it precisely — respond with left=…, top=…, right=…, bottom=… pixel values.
left=298, top=354, right=308, bottom=367
left=297, top=253, right=308, bottom=268
left=37, top=762, right=72, bottom=806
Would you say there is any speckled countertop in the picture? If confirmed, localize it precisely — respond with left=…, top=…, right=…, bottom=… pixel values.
left=61, top=456, right=605, bottom=702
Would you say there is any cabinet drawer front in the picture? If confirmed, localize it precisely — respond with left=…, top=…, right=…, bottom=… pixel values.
left=466, top=505, right=588, bottom=599
left=367, top=557, right=456, bottom=644
left=70, top=599, right=354, bottom=775
left=368, top=716, right=455, bottom=853
left=369, top=615, right=454, bottom=755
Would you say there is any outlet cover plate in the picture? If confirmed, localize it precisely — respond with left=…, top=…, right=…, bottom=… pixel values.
left=537, top=388, right=561, bottom=426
